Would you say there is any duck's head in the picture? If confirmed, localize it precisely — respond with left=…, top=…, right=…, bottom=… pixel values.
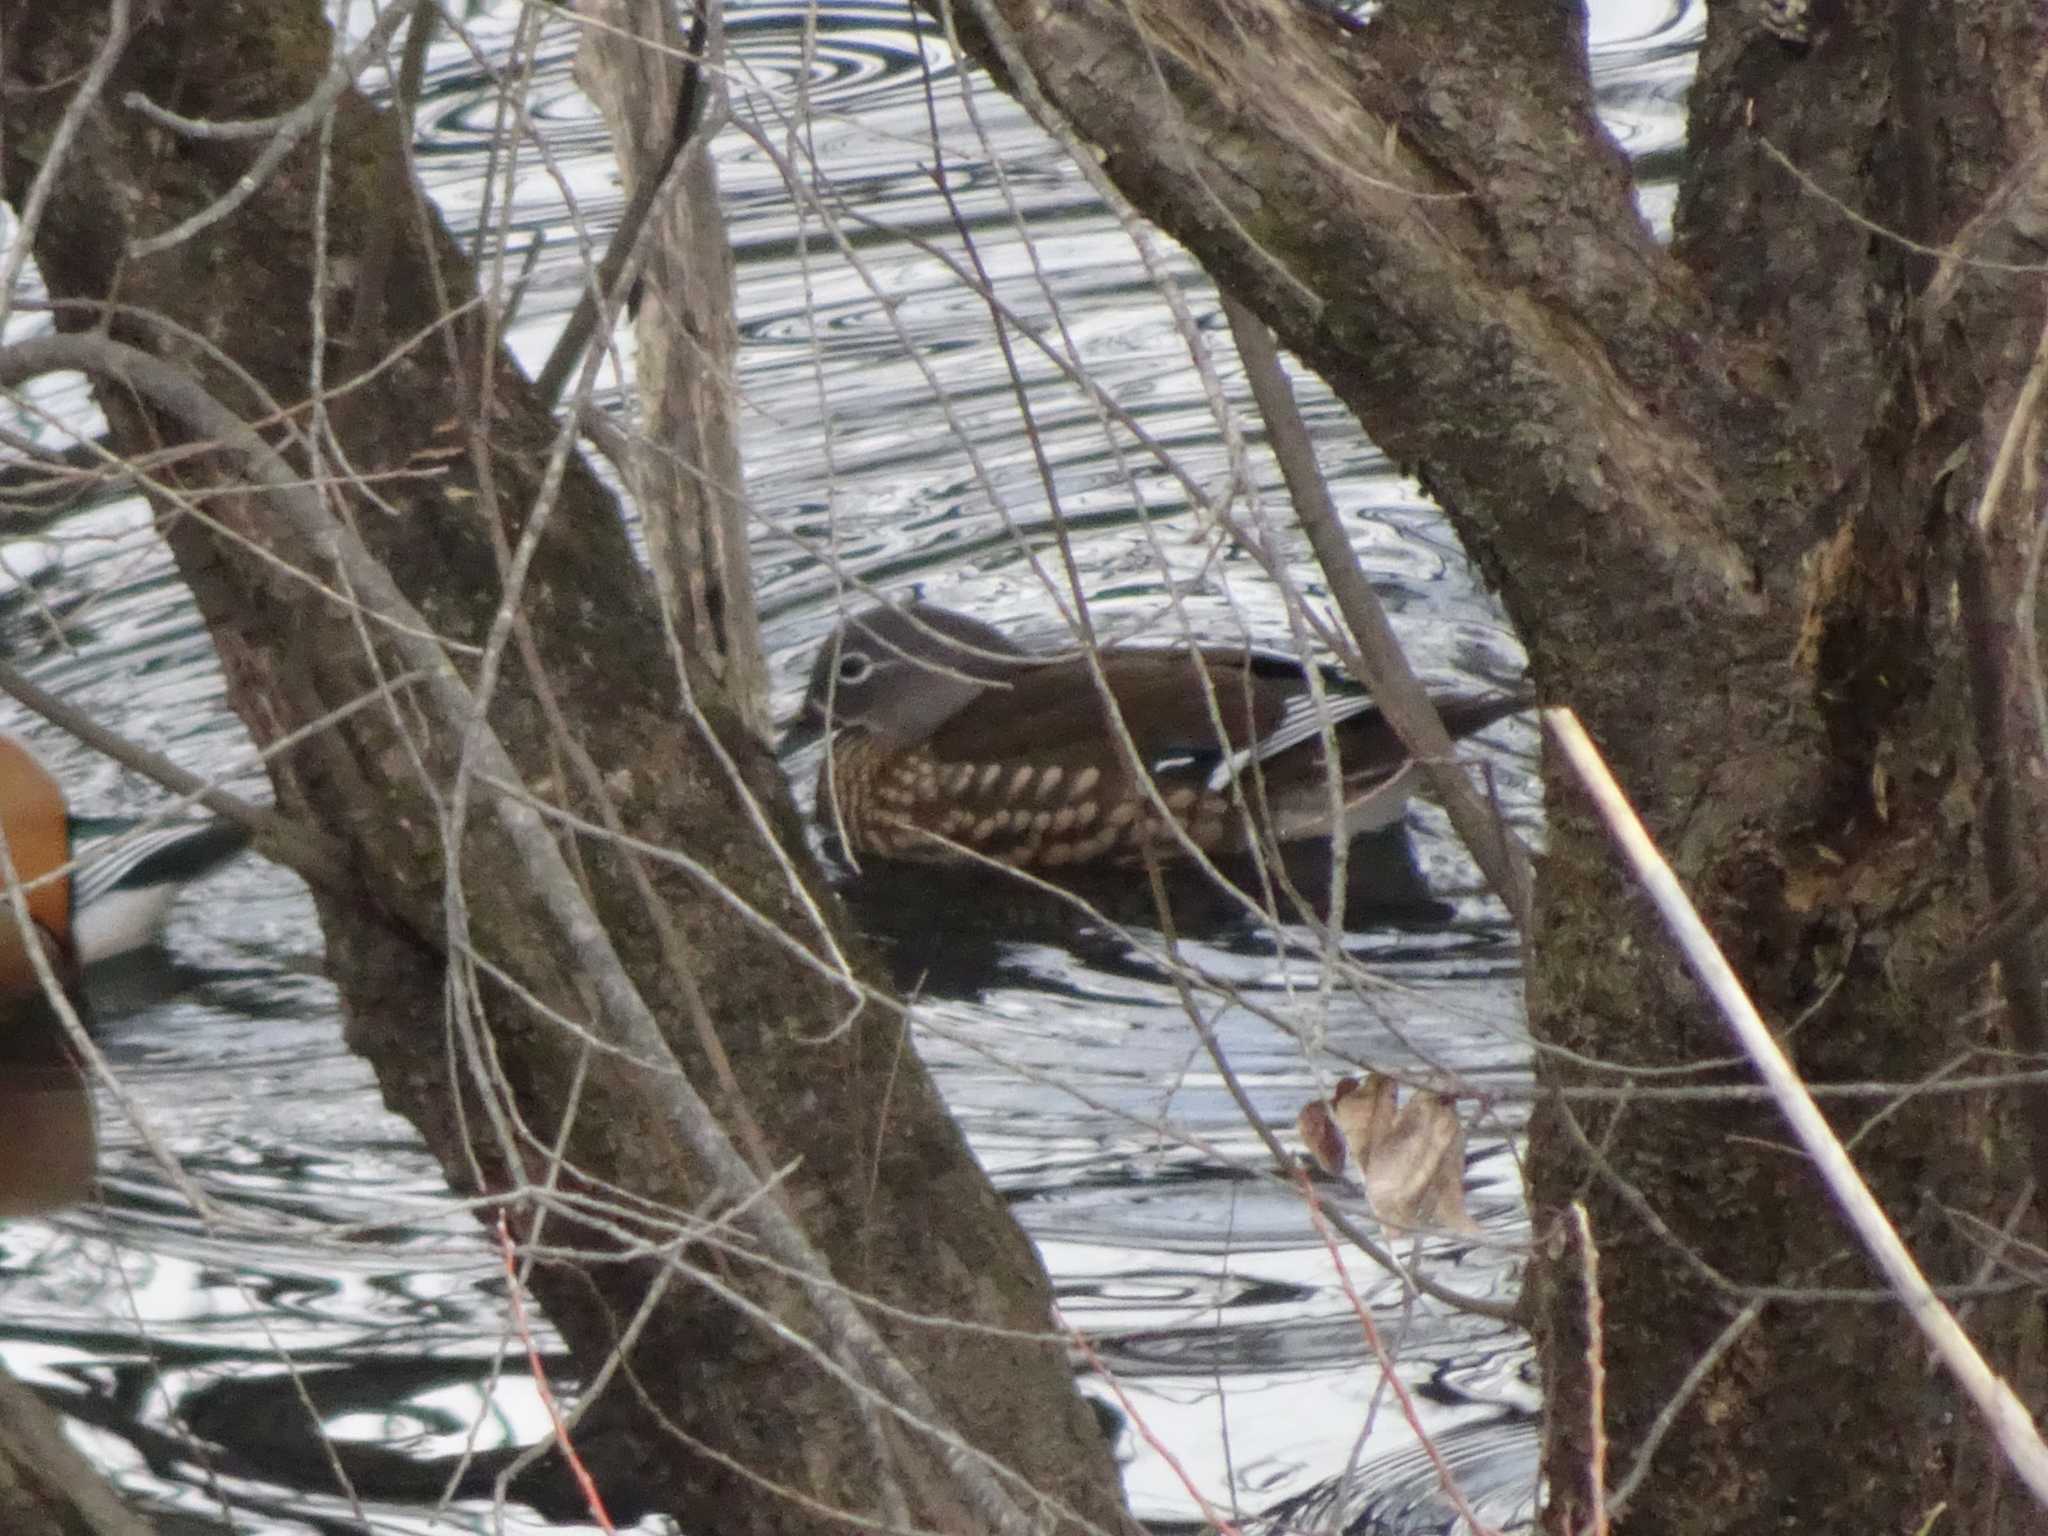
left=785, top=603, right=1027, bottom=750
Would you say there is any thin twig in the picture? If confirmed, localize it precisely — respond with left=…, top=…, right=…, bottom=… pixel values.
left=1061, top=1315, right=1243, bottom=1536
left=1573, top=1203, right=1609, bottom=1536
left=1972, top=308, right=2048, bottom=536
left=1301, top=1170, right=1502, bottom=1535
left=1758, top=136, right=2048, bottom=280
left=1605, top=1299, right=1762, bottom=1517
left=496, top=1213, right=618, bottom=1533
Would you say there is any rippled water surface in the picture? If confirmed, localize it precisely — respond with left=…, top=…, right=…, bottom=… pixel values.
left=0, top=2, right=1701, bottom=1530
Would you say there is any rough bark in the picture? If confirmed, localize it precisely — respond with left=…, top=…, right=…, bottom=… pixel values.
left=0, top=4, right=1129, bottom=1532
left=935, top=0, right=2048, bottom=1526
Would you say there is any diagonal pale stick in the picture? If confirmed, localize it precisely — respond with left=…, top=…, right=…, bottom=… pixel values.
left=1225, top=298, right=1535, bottom=935
left=1545, top=706, right=2048, bottom=1505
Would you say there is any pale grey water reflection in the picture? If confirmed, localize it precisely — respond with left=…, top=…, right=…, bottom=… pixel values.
left=0, top=0, right=1699, bottom=1529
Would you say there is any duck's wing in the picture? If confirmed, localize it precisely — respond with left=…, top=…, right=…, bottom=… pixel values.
left=916, top=649, right=1299, bottom=756
left=920, top=649, right=1528, bottom=791
left=1199, top=677, right=1385, bottom=790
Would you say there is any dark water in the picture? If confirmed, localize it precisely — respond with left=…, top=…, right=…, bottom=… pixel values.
left=0, top=1, right=1698, bottom=1530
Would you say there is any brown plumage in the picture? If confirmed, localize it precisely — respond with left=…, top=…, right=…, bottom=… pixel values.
left=0, top=733, right=92, bottom=1218
left=788, top=603, right=1529, bottom=871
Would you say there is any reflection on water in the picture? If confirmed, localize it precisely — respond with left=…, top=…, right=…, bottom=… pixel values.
left=0, top=0, right=1702, bottom=1529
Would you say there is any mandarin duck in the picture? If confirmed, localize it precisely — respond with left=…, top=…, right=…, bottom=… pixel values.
left=788, top=603, right=1528, bottom=871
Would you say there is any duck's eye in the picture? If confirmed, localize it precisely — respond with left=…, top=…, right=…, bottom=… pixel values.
left=835, top=651, right=873, bottom=687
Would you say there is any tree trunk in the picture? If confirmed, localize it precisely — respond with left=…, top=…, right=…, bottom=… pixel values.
left=937, top=0, right=2048, bottom=1526
left=0, top=4, right=1129, bottom=1531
